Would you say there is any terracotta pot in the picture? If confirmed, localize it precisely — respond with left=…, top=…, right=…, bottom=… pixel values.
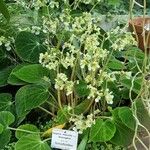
left=129, top=17, right=150, bottom=52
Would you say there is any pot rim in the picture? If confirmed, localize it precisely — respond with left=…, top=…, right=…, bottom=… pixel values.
left=129, top=17, right=150, bottom=27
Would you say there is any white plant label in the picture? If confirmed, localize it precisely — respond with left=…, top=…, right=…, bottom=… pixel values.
left=51, top=128, right=78, bottom=150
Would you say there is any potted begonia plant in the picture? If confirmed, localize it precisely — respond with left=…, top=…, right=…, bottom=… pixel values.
left=0, top=0, right=150, bottom=150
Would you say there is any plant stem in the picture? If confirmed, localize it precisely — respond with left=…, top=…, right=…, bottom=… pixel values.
left=43, top=137, right=51, bottom=142
left=46, top=101, right=58, bottom=109
left=38, top=106, right=55, bottom=117
left=48, top=91, right=58, bottom=105
left=8, top=127, right=41, bottom=134
left=57, top=88, right=62, bottom=109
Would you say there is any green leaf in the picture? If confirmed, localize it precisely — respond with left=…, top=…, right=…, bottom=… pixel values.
left=0, top=129, right=11, bottom=149
left=13, top=64, right=51, bottom=84
left=118, top=107, right=136, bottom=130
left=0, top=93, right=12, bottom=111
left=15, top=134, right=51, bottom=150
left=0, top=48, right=4, bottom=58
left=0, top=111, right=15, bottom=149
left=55, top=107, right=70, bottom=124
left=15, top=124, right=39, bottom=139
left=0, top=57, right=11, bottom=70
left=8, top=64, right=28, bottom=85
left=15, top=84, right=49, bottom=118
left=107, top=58, right=125, bottom=70
left=120, top=77, right=142, bottom=94
left=108, top=0, right=120, bottom=6
left=124, top=48, right=145, bottom=60
left=123, top=48, right=144, bottom=73
left=0, top=66, right=14, bottom=87
left=133, top=99, right=150, bottom=130
left=121, top=88, right=130, bottom=99
left=78, top=130, right=89, bottom=150
left=0, top=0, right=10, bottom=21
left=0, top=123, right=4, bottom=134
left=89, top=118, right=116, bottom=142
left=74, top=99, right=91, bottom=115
left=75, top=81, right=90, bottom=97
left=0, top=111, right=15, bottom=127
left=126, top=60, right=143, bottom=73
left=111, top=108, right=134, bottom=146
left=15, top=31, right=47, bottom=63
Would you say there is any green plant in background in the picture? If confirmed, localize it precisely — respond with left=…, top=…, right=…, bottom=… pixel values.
left=0, top=0, right=150, bottom=150
left=0, top=0, right=10, bottom=21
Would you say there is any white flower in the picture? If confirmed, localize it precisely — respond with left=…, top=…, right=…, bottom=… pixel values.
left=85, top=75, right=93, bottom=83
left=62, top=42, right=76, bottom=54
left=88, top=61, right=100, bottom=71
left=0, top=36, right=5, bottom=46
left=104, top=89, right=114, bottom=104
left=42, top=17, right=58, bottom=34
left=42, top=76, right=50, bottom=82
left=99, top=48, right=109, bottom=59
left=67, top=106, right=72, bottom=111
left=95, top=92, right=103, bottom=103
left=65, top=81, right=74, bottom=96
left=55, top=73, right=68, bottom=90
left=5, top=42, right=10, bottom=47
left=70, top=113, right=95, bottom=134
left=39, top=52, right=50, bottom=65
left=87, top=84, right=98, bottom=99
left=72, top=127, right=77, bottom=132
left=31, top=26, right=41, bottom=35
left=45, top=61, right=59, bottom=70
left=94, top=109, right=100, bottom=115
left=80, top=54, right=91, bottom=69
left=111, top=30, right=137, bottom=51
left=39, top=49, right=60, bottom=70
left=49, top=1, right=59, bottom=8
left=6, top=46, right=11, bottom=51
left=124, top=71, right=132, bottom=79
left=61, top=53, right=75, bottom=69
left=95, top=97, right=100, bottom=103
left=86, top=114, right=95, bottom=127
left=80, top=59, right=88, bottom=69
left=4, top=41, right=11, bottom=51
left=84, top=34, right=99, bottom=51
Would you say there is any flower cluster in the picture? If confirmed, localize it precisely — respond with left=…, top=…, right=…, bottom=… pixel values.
left=0, top=36, right=13, bottom=51
left=49, top=0, right=59, bottom=8
left=42, top=16, right=58, bottom=35
left=70, top=113, right=95, bottom=134
left=16, top=0, right=54, bottom=10
left=39, top=49, right=60, bottom=70
left=55, top=73, right=74, bottom=96
left=30, top=0, right=49, bottom=10
left=39, top=49, right=76, bottom=70
left=61, top=52, right=76, bottom=69
left=80, top=48, right=108, bottom=72
left=69, top=109, right=100, bottom=134
left=39, top=9, right=139, bottom=111
left=104, top=88, right=114, bottom=104
left=31, top=26, right=41, bottom=35
left=109, top=27, right=137, bottom=51
left=39, top=12, right=121, bottom=105
left=15, top=0, right=29, bottom=9
left=72, top=0, right=102, bottom=7
left=87, top=84, right=114, bottom=104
